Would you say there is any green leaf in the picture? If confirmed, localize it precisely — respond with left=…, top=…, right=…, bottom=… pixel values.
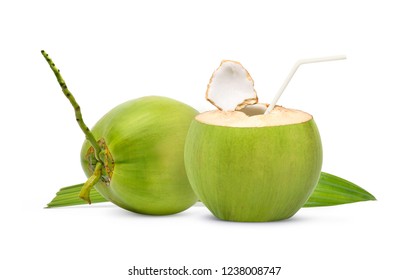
left=303, top=172, right=376, bottom=207
left=46, top=172, right=376, bottom=208
left=46, top=183, right=108, bottom=208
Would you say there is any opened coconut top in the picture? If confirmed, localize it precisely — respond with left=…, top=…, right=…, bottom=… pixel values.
left=196, top=106, right=312, bottom=127
left=203, top=60, right=312, bottom=127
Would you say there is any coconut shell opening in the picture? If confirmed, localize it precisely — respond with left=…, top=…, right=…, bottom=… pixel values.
left=238, top=103, right=269, bottom=116
left=196, top=106, right=312, bottom=127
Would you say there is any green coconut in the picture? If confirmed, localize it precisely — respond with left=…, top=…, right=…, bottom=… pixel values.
left=42, top=51, right=198, bottom=215
left=80, top=96, right=198, bottom=215
left=184, top=60, right=323, bottom=222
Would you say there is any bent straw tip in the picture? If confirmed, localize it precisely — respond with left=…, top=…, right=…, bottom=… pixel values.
left=328, top=54, right=347, bottom=61
left=332, top=54, right=347, bottom=59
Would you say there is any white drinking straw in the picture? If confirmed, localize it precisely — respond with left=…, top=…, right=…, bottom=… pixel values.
left=264, top=55, right=346, bottom=114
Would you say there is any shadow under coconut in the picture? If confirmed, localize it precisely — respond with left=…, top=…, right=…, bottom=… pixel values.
left=105, top=204, right=198, bottom=220
left=200, top=212, right=314, bottom=225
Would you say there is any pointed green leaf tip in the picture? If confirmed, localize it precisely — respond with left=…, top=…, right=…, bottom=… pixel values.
left=304, top=172, right=376, bottom=207
left=46, top=172, right=376, bottom=208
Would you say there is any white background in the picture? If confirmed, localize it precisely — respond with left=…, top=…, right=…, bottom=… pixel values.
left=1, top=0, right=408, bottom=279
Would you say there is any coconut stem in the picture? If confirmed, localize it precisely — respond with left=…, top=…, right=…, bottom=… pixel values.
left=41, top=50, right=102, bottom=161
left=79, top=161, right=103, bottom=204
left=264, top=55, right=346, bottom=114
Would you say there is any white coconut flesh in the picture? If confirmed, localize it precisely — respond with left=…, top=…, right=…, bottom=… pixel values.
left=196, top=106, right=312, bottom=128
left=206, top=60, right=258, bottom=111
